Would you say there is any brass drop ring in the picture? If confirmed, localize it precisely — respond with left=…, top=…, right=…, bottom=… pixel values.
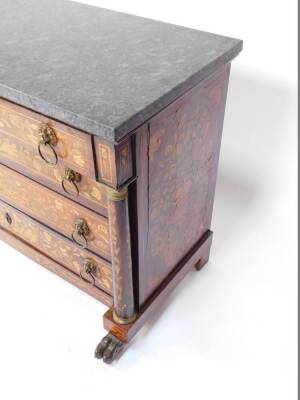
left=72, top=218, right=90, bottom=249
left=38, top=142, right=58, bottom=165
left=80, top=270, right=96, bottom=286
left=38, top=123, right=58, bottom=165
left=62, top=169, right=81, bottom=197
left=72, top=231, right=88, bottom=249
left=80, top=259, right=97, bottom=286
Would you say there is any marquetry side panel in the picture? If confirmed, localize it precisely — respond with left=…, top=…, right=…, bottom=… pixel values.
left=94, top=137, right=133, bottom=188
left=0, top=164, right=111, bottom=259
left=0, top=200, right=113, bottom=294
left=136, top=64, right=231, bottom=305
left=0, top=98, right=96, bottom=178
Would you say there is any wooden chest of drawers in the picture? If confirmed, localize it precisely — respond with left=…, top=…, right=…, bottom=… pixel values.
left=0, top=0, right=242, bottom=363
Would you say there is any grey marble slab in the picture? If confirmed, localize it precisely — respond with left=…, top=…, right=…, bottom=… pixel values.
left=0, top=0, right=242, bottom=142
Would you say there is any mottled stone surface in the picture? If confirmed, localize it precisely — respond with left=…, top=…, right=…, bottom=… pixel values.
left=0, top=0, right=242, bottom=142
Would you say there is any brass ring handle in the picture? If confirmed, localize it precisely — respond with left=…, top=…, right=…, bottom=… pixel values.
left=80, top=259, right=97, bottom=286
left=72, top=218, right=90, bottom=249
left=72, top=231, right=88, bottom=248
left=62, top=169, right=81, bottom=197
left=38, top=123, right=58, bottom=166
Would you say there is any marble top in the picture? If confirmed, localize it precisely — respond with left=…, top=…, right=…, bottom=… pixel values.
left=0, top=0, right=242, bottom=142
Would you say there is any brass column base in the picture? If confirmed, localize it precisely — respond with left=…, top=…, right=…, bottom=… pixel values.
left=112, top=309, right=137, bottom=325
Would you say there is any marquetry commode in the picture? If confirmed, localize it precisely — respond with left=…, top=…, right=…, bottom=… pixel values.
left=0, top=0, right=242, bottom=363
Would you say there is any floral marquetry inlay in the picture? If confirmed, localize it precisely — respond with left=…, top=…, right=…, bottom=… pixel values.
left=0, top=201, right=113, bottom=294
left=0, top=99, right=96, bottom=177
left=0, top=164, right=111, bottom=259
left=0, top=129, right=107, bottom=212
left=95, top=137, right=133, bottom=188
left=138, top=65, right=230, bottom=303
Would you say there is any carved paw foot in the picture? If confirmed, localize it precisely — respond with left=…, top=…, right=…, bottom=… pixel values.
left=95, top=333, right=124, bottom=364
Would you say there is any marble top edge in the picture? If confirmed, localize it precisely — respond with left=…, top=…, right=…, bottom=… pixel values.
left=114, top=40, right=243, bottom=141
left=0, top=0, right=243, bottom=142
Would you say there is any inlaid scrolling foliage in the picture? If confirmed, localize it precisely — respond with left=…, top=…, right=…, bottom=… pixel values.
left=0, top=202, right=113, bottom=293
left=0, top=99, right=95, bottom=176
left=116, top=141, right=133, bottom=184
left=97, top=142, right=115, bottom=184
left=148, top=103, right=211, bottom=267
left=0, top=129, right=107, bottom=211
left=95, top=137, right=133, bottom=188
left=108, top=201, right=123, bottom=308
left=107, top=197, right=135, bottom=319
left=142, top=66, right=230, bottom=299
left=0, top=226, right=113, bottom=305
left=0, top=164, right=111, bottom=259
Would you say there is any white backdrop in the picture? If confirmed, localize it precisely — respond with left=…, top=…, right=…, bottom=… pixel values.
left=0, top=1, right=297, bottom=399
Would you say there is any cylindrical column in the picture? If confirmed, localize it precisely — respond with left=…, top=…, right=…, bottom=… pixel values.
left=106, top=185, right=136, bottom=324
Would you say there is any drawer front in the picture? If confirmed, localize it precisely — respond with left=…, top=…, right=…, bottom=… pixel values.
left=0, top=98, right=95, bottom=178
left=0, top=128, right=108, bottom=215
left=0, top=200, right=113, bottom=295
left=0, top=164, right=111, bottom=259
